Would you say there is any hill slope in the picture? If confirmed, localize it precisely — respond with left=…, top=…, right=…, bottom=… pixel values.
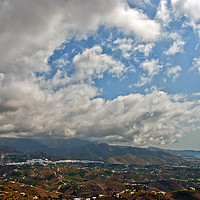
left=0, top=137, right=184, bottom=165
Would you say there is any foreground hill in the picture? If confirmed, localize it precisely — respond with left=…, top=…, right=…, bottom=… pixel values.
left=0, top=164, right=200, bottom=200
left=59, top=143, right=184, bottom=164
left=0, top=137, right=184, bottom=165
left=107, top=153, right=181, bottom=165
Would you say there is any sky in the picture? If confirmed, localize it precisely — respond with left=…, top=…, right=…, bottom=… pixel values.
left=1, top=0, right=200, bottom=150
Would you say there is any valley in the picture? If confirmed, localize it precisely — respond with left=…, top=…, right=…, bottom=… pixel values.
left=0, top=138, right=200, bottom=199
left=0, top=161, right=200, bottom=199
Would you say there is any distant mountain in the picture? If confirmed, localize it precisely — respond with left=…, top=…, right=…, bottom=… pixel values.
left=35, top=137, right=96, bottom=151
left=0, top=145, right=19, bottom=154
left=0, top=137, right=96, bottom=155
left=0, top=137, right=184, bottom=165
left=167, top=149, right=200, bottom=158
left=0, top=138, right=49, bottom=152
left=148, top=147, right=200, bottom=158
left=60, top=143, right=183, bottom=164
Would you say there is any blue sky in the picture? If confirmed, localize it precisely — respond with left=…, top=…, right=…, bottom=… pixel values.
left=1, top=0, right=200, bottom=149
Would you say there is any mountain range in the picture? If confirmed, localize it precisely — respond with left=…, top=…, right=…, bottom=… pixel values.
left=0, top=137, right=199, bottom=165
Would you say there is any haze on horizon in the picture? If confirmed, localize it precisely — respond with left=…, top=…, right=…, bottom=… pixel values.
left=0, top=0, right=200, bottom=150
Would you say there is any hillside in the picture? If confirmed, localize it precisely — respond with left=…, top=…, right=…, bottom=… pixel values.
left=107, top=153, right=180, bottom=165
left=0, top=145, right=19, bottom=154
left=0, top=137, right=184, bottom=165
left=0, top=164, right=200, bottom=200
left=0, top=138, right=49, bottom=152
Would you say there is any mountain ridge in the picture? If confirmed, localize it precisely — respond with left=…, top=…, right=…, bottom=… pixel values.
left=0, top=137, right=187, bottom=165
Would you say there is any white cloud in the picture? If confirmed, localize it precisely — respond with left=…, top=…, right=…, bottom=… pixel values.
left=193, top=92, right=200, bottom=96
left=71, top=46, right=126, bottom=83
left=164, top=40, right=185, bottom=56
left=0, top=73, right=6, bottom=86
left=0, top=0, right=161, bottom=140
left=191, top=57, right=200, bottom=73
left=164, top=32, right=185, bottom=56
left=106, top=4, right=161, bottom=42
left=135, top=59, right=163, bottom=87
left=74, top=90, right=199, bottom=146
left=0, top=74, right=200, bottom=146
left=53, top=57, right=69, bottom=69
left=0, top=0, right=161, bottom=78
left=0, top=78, right=99, bottom=136
left=172, top=0, right=200, bottom=22
left=134, top=43, right=155, bottom=57
left=141, top=59, right=163, bottom=75
left=0, top=0, right=200, bottom=148
left=171, top=0, right=200, bottom=38
left=168, top=32, right=181, bottom=40
left=167, top=65, right=182, bottom=80
left=0, top=0, right=69, bottom=76
left=113, top=38, right=134, bottom=58
left=113, top=38, right=155, bottom=58
left=156, top=0, right=172, bottom=27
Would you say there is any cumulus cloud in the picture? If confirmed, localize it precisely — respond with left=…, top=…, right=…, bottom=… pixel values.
left=156, top=0, right=172, bottom=27
left=106, top=4, right=161, bottom=42
left=0, top=78, right=99, bottom=136
left=0, top=0, right=66, bottom=76
left=0, top=69, right=199, bottom=147
left=77, top=90, right=194, bottom=146
left=113, top=38, right=155, bottom=58
left=113, top=38, right=134, bottom=58
left=164, top=32, right=185, bottom=56
left=135, top=59, right=163, bottom=87
left=193, top=92, right=200, bottom=96
left=164, top=40, right=185, bottom=55
left=171, top=0, right=200, bottom=38
left=0, top=0, right=200, bottom=148
left=71, top=46, right=126, bottom=83
left=0, top=0, right=161, bottom=77
left=172, top=0, right=200, bottom=22
left=1, top=78, right=198, bottom=146
left=167, top=65, right=182, bottom=80
left=191, top=57, right=200, bottom=73
left=134, top=43, right=155, bottom=57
